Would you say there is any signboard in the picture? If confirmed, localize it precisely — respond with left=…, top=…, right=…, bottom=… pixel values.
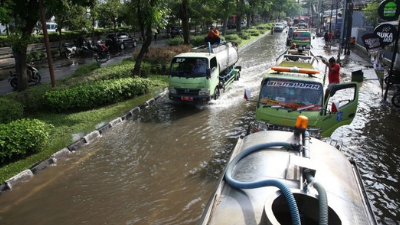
left=374, top=23, right=399, bottom=46
left=378, top=0, right=400, bottom=21
left=361, top=33, right=383, bottom=52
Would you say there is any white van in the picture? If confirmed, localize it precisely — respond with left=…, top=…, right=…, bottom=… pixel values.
left=46, top=22, right=58, bottom=32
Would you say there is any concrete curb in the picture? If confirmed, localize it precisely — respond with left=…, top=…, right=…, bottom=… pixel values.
left=0, top=89, right=168, bottom=194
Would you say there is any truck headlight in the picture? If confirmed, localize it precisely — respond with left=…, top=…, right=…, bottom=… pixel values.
left=199, top=88, right=210, bottom=96
left=169, top=87, right=177, bottom=94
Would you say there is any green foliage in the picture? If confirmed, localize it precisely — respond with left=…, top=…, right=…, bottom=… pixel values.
left=238, top=31, right=250, bottom=40
left=0, top=119, right=52, bottom=163
left=166, top=36, right=185, bottom=46
left=190, top=35, right=206, bottom=47
left=0, top=36, right=10, bottom=47
left=70, top=62, right=101, bottom=78
left=27, top=51, right=45, bottom=62
left=43, top=78, right=151, bottom=112
left=247, top=29, right=261, bottom=36
left=224, top=34, right=243, bottom=45
left=363, top=2, right=381, bottom=27
left=132, top=45, right=191, bottom=74
left=10, top=84, right=53, bottom=113
left=0, top=98, right=24, bottom=124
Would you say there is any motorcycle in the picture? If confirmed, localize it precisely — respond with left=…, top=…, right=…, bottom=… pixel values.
left=62, top=39, right=93, bottom=59
left=8, top=65, right=41, bottom=89
left=384, top=69, right=400, bottom=85
left=62, top=42, right=78, bottom=58
left=93, top=42, right=110, bottom=62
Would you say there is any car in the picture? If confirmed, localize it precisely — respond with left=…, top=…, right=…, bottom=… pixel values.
left=105, top=32, right=137, bottom=50
left=273, top=23, right=284, bottom=32
left=170, top=26, right=182, bottom=38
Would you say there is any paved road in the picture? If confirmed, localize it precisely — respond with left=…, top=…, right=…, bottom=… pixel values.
left=0, top=40, right=167, bottom=96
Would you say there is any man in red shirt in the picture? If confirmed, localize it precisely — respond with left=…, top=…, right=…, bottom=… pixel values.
left=322, top=57, right=340, bottom=102
left=323, top=57, right=340, bottom=84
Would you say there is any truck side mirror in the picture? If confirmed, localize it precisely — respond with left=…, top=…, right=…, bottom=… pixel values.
left=206, top=68, right=211, bottom=79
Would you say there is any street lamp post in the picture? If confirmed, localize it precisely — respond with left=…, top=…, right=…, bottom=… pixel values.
left=329, top=1, right=333, bottom=33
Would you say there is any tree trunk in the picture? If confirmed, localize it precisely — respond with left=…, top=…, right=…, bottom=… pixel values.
left=132, top=26, right=153, bottom=77
left=180, top=0, right=189, bottom=45
left=13, top=47, right=29, bottom=91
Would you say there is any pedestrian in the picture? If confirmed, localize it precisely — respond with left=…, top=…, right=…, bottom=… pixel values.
left=328, top=31, right=333, bottom=47
left=204, top=25, right=220, bottom=45
left=324, top=31, right=329, bottom=47
left=322, top=57, right=340, bottom=102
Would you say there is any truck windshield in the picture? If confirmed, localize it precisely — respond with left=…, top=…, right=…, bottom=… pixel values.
left=259, top=78, right=323, bottom=110
left=170, top=57, right=208, bottom=78
left=293, top=32, right=311, bottom=41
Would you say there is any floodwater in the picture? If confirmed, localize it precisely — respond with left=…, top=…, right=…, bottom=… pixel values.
left=0, top=31, right=399, bottom=225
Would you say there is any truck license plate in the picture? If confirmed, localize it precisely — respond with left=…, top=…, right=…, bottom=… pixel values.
left=181, top=96, right=193, bottom=101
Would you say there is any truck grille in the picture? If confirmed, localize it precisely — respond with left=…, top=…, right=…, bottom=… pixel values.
left=176, top=88, right=200, bottom=96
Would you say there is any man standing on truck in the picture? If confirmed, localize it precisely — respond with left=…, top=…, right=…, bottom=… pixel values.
left=204, top=26, right=220, bottom=45
left=322, top=57, right=340, bottom=102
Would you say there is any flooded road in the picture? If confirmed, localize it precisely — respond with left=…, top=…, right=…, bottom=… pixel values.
left=0, top=32, right=399, bottom=225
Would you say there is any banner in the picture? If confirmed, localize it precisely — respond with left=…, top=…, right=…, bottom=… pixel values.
left=374, top=23, right=399, bottom=46
left=361, top=33, right=384, bottom=52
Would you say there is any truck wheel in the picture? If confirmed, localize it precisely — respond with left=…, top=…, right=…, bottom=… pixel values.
left=213, top=87, right=220, bottom=100
left=392, top=93, right=400, bottom=107
left=132, top=41, right=137, bottom=48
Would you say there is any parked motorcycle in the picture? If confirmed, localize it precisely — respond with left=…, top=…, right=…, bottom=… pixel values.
left=62, top=42, right=79, bottom=58
left=62, top=39, right=93, bottom=59
left=8, top=65, right=41, bottom=89
left=384, top=69, right=400, bottom=85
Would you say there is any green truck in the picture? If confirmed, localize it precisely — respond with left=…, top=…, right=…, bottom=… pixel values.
left=168, top=43, right=241, bottom=102
left=247, top=53, right=359, bottom=138
left=292, top=28, right=312, bottom=49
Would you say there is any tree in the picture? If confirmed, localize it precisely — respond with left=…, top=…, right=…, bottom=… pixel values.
left=363, top=1, right=381, bottom=28
left=131, top=0, right=166, bottom=76
left=96, top=0, right=122, bottom=30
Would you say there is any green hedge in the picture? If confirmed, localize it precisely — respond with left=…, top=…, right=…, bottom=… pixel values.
left=0, top=98, right=24, bottom=124
left=224, top=34, right=243, bottom=45
left=0, top=119, right=52, bottom=163
left=43, top=77, right=151, bottom=112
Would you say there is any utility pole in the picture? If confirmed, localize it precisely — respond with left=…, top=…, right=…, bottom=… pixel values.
left=344, top=0, right=353, bottom=56
left=337, top=0, right=347, bottom=63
